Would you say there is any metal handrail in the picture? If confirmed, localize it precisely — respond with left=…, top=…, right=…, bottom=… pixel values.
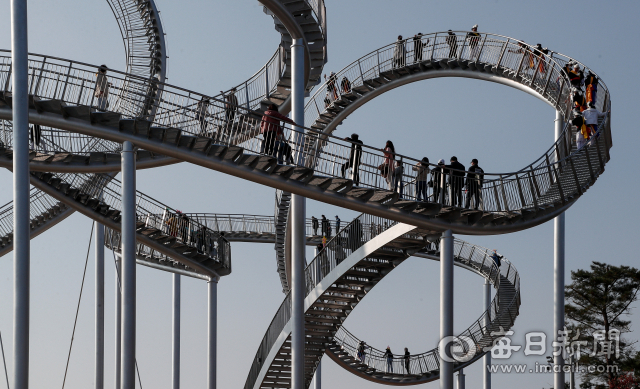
left=0, top=43, right=610, bottom=215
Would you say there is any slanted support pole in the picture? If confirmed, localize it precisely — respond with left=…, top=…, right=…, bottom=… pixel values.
left=207, top=277, right=218, bottom=389
left=554, top=109, right=565, bottom=389
left=290, top=37, right=306, bottom=389
left=120, top=141, right=136, bottom=389
left=95, top=222, right=105, bottom=389
left=483, top=279, right=491, bottom=389
left=440, top=229, right=454, bottom=389
left=172, top=274, right=181, bottom=389
left=11, top=1, right=30, bottom=388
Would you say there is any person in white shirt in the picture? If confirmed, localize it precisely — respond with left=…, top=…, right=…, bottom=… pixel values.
left=582, top=102, right=609, bottom=136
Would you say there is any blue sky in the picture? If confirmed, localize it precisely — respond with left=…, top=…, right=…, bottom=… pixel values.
left=0, top=0, right=639, bottom=388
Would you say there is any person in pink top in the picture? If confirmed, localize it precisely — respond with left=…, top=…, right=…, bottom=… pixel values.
left=260, top=103, right=295, bottom=157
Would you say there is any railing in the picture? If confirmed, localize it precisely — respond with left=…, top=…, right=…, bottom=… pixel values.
left=103, top=225, right=231, bottom=275
left=331, top=238, right=520, bottom=377
left=0, top=187, right=66, bottom=239
left=243, top=212, right=420, bottom=389
left=43, top=172, right=230, bottom=272
left=0, top=46, right=610, bottom=217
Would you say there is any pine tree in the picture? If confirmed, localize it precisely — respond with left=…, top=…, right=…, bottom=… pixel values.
left=565, top=262, right=640, bottom=388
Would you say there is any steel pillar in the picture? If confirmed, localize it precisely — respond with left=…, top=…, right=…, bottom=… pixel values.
left=120, top=141, right=136, bottom=389
left=114, top=256, right=121, bottom=389
left=172, top=274, right=181, bottom=389
left=11, top=1, right=30, bottom=388
left=440, top=229, right=454, bottom=389
left=207, top=278, right=218, bottom=389
left=290, top=37, right=306, bottom=389
left=95, top=222, right=105, bottom=389
left=457, top=368, right=465, bottom=389
left=483, top=279, right=491, bottom=389
left=554, top=110, right=565, bottom=389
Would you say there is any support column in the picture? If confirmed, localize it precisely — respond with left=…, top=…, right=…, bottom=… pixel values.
left=456, top=368, right=465, bottom=389
left=95, top=222, right=105, bottom=389
left=290, top=37, right=306, bottom=389
left=11, top=1, right=30, bottom=388
left=207, top=278, right=218, bottom=389
left=172, top=274, right=181, bottom=389
left=114, top=256, right=121, bottom=389
left=554, top=110, right=565, bottom=389
left=439, top=230, right=454, bottom=389
left=120, top=141, right=136, bottom=389
left=483, top=279, right=491, bottom=389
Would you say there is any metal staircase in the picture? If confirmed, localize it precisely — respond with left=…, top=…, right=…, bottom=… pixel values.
left=274, top=189, right=293, bottom=291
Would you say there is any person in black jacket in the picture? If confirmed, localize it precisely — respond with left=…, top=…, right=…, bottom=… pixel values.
left=447, top=156, right=466, bottom=207
left=446, top=30, right=458, bottom=57
left=403, top=347, right=411, bottom=374
left=341, top=133, right=363, bottom=185
left=413, top=33, right=425, bottom=62
left=311, top=216, right=319, bottom=236
left=431, top=159, right=446, bottom=203
left=465, top=158, right=484, bottom=210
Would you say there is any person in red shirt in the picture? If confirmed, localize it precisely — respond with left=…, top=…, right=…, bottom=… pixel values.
left=260, top=104, right=295, bottom=158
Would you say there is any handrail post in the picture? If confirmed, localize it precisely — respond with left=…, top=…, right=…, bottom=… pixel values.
left=430, top=33, right=438, bottom=61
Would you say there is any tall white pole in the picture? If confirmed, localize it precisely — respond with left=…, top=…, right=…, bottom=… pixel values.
left=120, top=141, right=136, bottom=389
left=172, top=274, right=181, bottom=389
left=114, top=256, right=121, bottom=389
left=290, top=37, right=306, bottom=389
left=95, top=222, right=105, bottom=389
left=11, top=1, right=30, bottom=388
left=483, top=279, right=491, bottom=389
left=440, top=230, right=454, bottom=389
left=554, top=110, right=565, bottom=389
left=207, top=278, right=218, bottom=389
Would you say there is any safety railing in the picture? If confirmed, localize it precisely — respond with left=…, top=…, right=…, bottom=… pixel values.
left=0, top=187, right=66, bottom=239
left=331, top=238, right=520, bottom=377
left=243, top=212, right=421, bottom=389
left=43, top=172, right=230, bottom=271
left=103, top=225, right=231, bottom=274
left=0, top=48, right=610, bottom=217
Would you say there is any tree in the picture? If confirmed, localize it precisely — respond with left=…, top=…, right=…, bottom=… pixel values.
left=565, top=262, right=640, bottom=388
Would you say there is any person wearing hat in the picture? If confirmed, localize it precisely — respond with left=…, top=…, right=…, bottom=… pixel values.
left=393, top=35, right=406, bottom=68
left=341, top=133, right=363, bottom=185
left=447, top=156, right=466, bottom=207
left=446, top=30, right=458, bottom=57
left=383, top=346, right=394, bottom=373
left=569, top=64, right=584, bottom=89
left=412, top=157, right=431, bottom=202
left=95, top=65, right=110, bottom=111
left=465, top=158, right=484, bottom=210
left=413, top=33, right=427, bottom=62
left=431, top=159, right=446, bottom=203
left=466, top=25, right=481, bottom=59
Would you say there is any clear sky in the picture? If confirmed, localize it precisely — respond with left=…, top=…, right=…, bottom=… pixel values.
left=0, top=0, right=639, bottom=388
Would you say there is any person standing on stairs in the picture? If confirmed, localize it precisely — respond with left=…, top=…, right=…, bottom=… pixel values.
left=403, top=348, right=411, bottom=374
left=384, top=347, right=394, bottom=373
left=446, top=30, right=458, bottom=58
left=465, top=158, right=484, bottom=210
left=224, top=88, right=238, bottom=130
left=466, top=25, right=481, bottom=59
left=393, top=35, right=406, bottom=68
left=357, top=341, right=367, bottom=363
left=490, top=250, right=502, bottom=268
left=341, top=133, right=363, bottom=186
left=412, top=157, right=430, bottom=202
left=572, top=111, right=589, bottom=150
left=325, top=72, right=339, bottom=100
left=321, top=215, right=329, bottom=237
left=311, top=216, right=319, bottom=236
left=260, top=103, right=295, bottom=158
left=431, top=159, right=446, bottom=203
left=94, top=65, right=110, bottom=112
left=585, top=71, right=599, bottom=104
left=382, top=140, right=397, bottom=190
left=447, top=156, right=466, bottom=207
left=196, top=96, right=210, bottom=135
left=583, top=102, right=609, bottom=139
left=413, top=33, right=426, bottom=62
left=335, top=215, right=341, bottom=232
